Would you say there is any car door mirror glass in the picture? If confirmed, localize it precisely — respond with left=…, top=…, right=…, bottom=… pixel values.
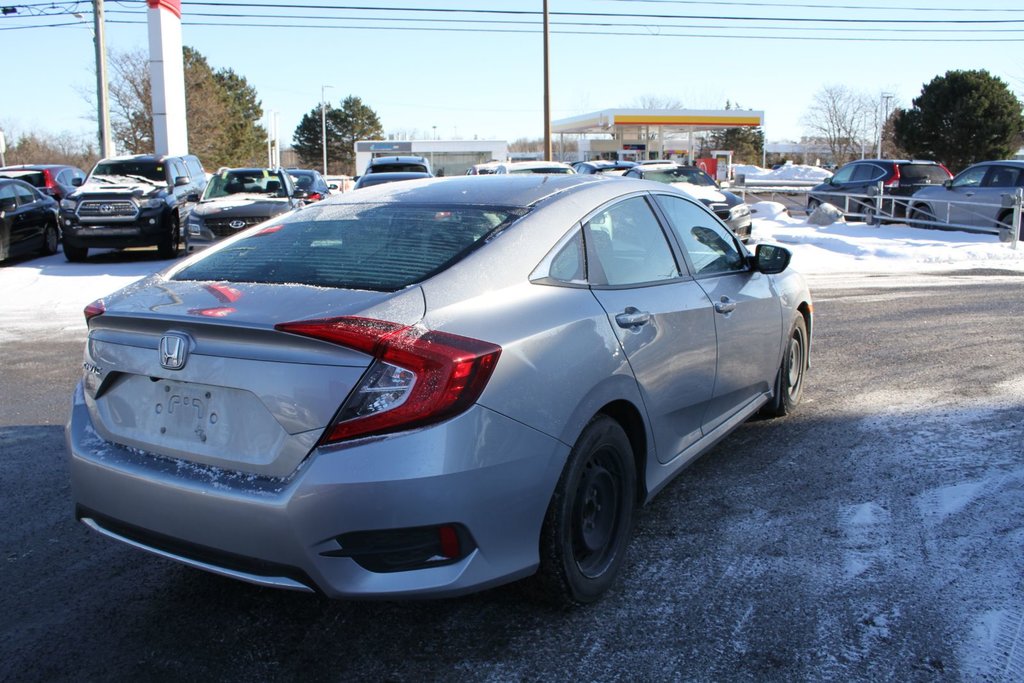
left=754, top=243, right=791, bottom=274
left=174, top=176, right=190, bottom=187
left=72, top=177, right=83, bottom=187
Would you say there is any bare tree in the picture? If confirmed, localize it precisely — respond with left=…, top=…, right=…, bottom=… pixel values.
left=629, top=95, right=685, bottom=110
left=801, top=85, right=875, bottom=165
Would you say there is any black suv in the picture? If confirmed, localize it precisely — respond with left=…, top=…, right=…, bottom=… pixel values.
left=59, top=154, right=207, bottom=261
left=808, top=159, right=951, bottom=223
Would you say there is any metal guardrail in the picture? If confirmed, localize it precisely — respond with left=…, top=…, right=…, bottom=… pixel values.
left=739, top=179, right=1023, bottom=250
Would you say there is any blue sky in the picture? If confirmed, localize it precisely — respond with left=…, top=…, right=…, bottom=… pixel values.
left=3, top=0, right=1024, bottom=151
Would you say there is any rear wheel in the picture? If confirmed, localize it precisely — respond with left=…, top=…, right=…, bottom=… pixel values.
left=157, top=215, right=181, bottom=259
left=63, top=244, right=88, bottom=262
left=910, top=205, right=934, bottom=227
left=807, top=198, right=820, bottom=214
left=40, top=220, right=59, bottom=255
left=997, top=210, right=1022, bottom=243
left=535, top=415, right=636, bottom=605
left=762, top=315, right=808, bottom=418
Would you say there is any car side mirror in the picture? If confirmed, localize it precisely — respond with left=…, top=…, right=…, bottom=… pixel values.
left=187, top=193, right=200, bottom=203
left=72, top=177, right=84, bottom=187
left=174, top=176, right=190, bottom=187
left=754, top=243, right=791, bottom=274
left=943, top=179, right=953, bottom=189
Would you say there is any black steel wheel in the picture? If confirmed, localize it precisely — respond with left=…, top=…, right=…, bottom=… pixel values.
left=535, top=415, right=636, bottom=605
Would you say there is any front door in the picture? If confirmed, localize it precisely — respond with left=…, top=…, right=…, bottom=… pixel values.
left=584, top=194, right=719, bottom=464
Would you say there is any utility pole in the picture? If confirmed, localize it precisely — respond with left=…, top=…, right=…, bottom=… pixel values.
left=877, top=92, right=894, bottom=158
left=542, top=0, right=552, bottom=162
left=93, top=0, right=113, bottom=157
left=321, top=85, right=333, bottom=175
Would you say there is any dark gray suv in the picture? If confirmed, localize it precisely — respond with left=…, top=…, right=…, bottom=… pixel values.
left=59, top=154, right=207, bottom=261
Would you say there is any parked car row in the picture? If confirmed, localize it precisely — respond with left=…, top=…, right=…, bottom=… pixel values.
left=808, top=158, right=1024, bottom=239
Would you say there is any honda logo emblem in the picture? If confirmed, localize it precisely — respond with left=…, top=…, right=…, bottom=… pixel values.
left=159, top=333, right=191, bottom=370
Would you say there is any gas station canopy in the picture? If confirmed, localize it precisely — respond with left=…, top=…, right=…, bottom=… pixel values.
left=551, top=108, right=764, bottom=165
left=552, top=109, right=764, bottom=135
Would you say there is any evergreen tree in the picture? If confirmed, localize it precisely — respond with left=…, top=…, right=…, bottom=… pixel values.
left=894, top=70, right=1024, bottom=172
left=213, top=68, right=266, bottom=166
left=293, top=95, right=383, bottom=175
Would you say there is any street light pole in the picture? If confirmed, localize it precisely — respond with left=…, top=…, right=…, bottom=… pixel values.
left=93, top=0, right=113, bottom=157
left=542, top=0, right=552, bottom=162
left=321, top=85, right=333, bottom=175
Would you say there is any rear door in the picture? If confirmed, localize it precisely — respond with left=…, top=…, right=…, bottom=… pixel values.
left=653, top=193, right=782, bottom=433
left=11, top=183, right=48, bottom=253
left=584, top=194, right=719, bottom=464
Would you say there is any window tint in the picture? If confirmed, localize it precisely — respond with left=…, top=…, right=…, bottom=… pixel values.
left=13, top=184, right=37, bottom=206
left=898, top=164, right=949, bottom=184
left=173, top=203, right=524, bottom=291
left=583, top=196, right=679, bottom=286
left=0, top=185, right=14, bottom=207
left=852, top=163, right=885, bottom=182
left=655, top=194, right=746, bottom=276
left=983, top=166, right=1020, bottom=188
left=831, top=164, right=857, bottom=184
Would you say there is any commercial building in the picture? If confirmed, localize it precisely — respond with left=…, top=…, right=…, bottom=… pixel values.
left=354, top=140, right=508, bottom=177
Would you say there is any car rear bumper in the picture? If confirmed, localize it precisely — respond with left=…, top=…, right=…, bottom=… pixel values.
left=67, top=383, right=568, bottom=598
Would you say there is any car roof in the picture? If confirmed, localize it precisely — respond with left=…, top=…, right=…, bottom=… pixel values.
left=342, top=173, right=613, bottom=205
left=0, top=164, right=77, bottom=171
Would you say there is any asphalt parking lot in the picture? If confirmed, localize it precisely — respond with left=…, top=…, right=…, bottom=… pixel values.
left=2, top=268, right=1023, bottom=682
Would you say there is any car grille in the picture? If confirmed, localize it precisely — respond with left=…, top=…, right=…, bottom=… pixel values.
left=205, top=216, right=266, bottom=238
left=77, top=200, right=139, bottom=222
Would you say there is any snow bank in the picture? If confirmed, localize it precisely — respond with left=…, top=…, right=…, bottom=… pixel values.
left=733, top=164, right=833, bottom=182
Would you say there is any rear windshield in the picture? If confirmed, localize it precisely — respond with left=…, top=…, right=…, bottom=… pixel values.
left=898, top=164, right=950, bottom=184
left=510, top=167, right=574, bottom=175
left=369, top=163, right=428, bottom=174
left=0, top=171, right=45, bottom=187
left=172, top=203, right=525, bottom=291
left=643, top=168, right=716, bottom=186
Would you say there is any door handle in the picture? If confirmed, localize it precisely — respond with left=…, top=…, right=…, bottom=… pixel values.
left=714, top=297, right=737, bottom=314
left=615, top=307, right=651, bottom=329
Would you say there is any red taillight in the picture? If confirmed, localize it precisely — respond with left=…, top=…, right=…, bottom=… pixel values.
left=885, top=164, right=901, bottom=188
left=83, top=299, right=105, bottom=322
left=309, top=192, right=324, bottom=201
left=275, top=317, right=501, bottom=443
left=42, top=168, right=57, bottom=192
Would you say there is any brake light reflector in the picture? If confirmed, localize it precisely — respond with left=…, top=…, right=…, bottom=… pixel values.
left=275, top=317, right=501, bottom=443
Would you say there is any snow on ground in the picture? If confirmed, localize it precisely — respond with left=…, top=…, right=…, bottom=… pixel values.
left=733, top=163, right=833, bottom=182
left=1, top=205, right=1023, bottom=344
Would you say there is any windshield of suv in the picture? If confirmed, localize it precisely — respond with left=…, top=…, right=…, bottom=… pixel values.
left=643, top=168, right=717, bottom=186
left=172, top=203, right=525, bottom=291
left=91, top=161, right=166, bottom=184
left=204, top=170, right=288, bottom=199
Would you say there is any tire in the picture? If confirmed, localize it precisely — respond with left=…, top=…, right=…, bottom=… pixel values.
left=535, top=415, right=636, bottom=605
left=806, top=198, right=820, bottom=214
left=864, top=206, right=879, bottom=226
left=910, top=205, right=934, bottom=227
left=157, top=215, right=181, bottom=259
left=997, top=210, right=1022, bottom=243
left=39, top=221, right=59, bottom=256
left=762, top=315, right=808, bottom=418
left=63, top=244, right=88, bottom=262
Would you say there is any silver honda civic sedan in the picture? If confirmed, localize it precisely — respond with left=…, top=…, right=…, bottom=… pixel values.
left=67, top=174, right=812, bottom=604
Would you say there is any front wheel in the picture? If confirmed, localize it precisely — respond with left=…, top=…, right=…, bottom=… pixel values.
left=535, top=415, right=636, bottom=605
left=157, top=215, right=181, bottom=259
left=762, top=315, right=808, bottom=418
left=909, top=205, right=934, bottom=227
left=40, top=221, right=59, bottom=255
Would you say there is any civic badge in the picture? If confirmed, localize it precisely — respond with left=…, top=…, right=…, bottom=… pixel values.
left=229, top=219, right=246, bottom=230
left=159, top=332, right=191, bottom=370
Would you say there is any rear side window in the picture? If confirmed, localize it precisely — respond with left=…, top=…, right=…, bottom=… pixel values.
left=852, top=164, right=885, bottom=182
left=173, top=203, right=524, bottom=291
left=898, top=164, right=950, bottom=184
